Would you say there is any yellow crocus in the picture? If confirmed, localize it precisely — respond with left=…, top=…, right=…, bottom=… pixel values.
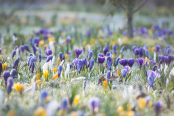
left=148, top=101, right=152, bottom=107
left=13, top=82, right=24, bottom=94
left=138, top=98, right=146, bottom=109
left=36, top=80, right=41, bottom=86
left=48, top=37, right=55, bottom=42
left=127, top=111, right=134, bottom=116
left=65, top=54, right=68, bottom=60
left=103, top=81, right=107, bottom=89
left=52, top=74, right=58, bottom=80
left=3, top=62, right=7, bottom=70
left=112, top=42, right=116, bottom=45
left=43, top=70, right=49, bottom=79
left=0, top=55, right=2, bottom=59
left=74, top=95, right=80, bottom=105
left=4, top=49, right=7, bottom=54
left=117, top=106, right=123, bottom=113
left=58, top=58, right=61, bottom=63
left=117, top=70, right=120, bottom=76
left=53, top=68, right=57, bottom=73
left=37, top=73, right=39, bottom=80
left=34, top=107, right=46, bottom=116
left=39, top=40, right=44, bottom=46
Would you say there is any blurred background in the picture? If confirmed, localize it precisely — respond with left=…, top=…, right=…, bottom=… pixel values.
left=0, top=0, right=174, bottom=35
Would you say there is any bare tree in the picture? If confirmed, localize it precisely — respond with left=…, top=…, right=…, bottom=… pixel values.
left=96, top=0, right=148, bottom=38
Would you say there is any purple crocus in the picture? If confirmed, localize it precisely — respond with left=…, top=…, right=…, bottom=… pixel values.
left=154, top=101, right=163, bottom=116
left=113, top=45, right=117, bottom=54
left=98, top=54, right=105, bottom=64
left=0, top=62, right=2, bottom=78
left=57, top=65, right=62, bottom=76
left=103, top=47, right=109, bottom=56
left=10, top=69, right=17, bottom=78
left=59, top=52, right=63, bottom=61
left=127, top=59, right=135, bottom=68
left=88, top=59, right=94, bottom=70
left=136, top=58, right=145, bottom=70
left=46, top=55, right=53, bottom=62
left=13, top=58, right=19, bottom=68
left=120, top=46, right=125, bottom=53
left=107, top=71, right=111, bottom=80
left=32, top=63, right=35, bottom=73
left=119, top=59, right=127, bottom=67
left=77, top=59, right=83, bottom=73
left=145, top=49, right=149, bottom=58
left=29, top=57, right=37, bottom=70
left=106, top=56, right=112, bottom=70
left=115, top=57, right=120, bottom=66
left=20, top=45, right=25, bottom=53
left=134, top=48, right=139, bottom=56
left=132, top=46, right=137, bottom=53
left=88, top=51, right=93, bottom=59
left=155, top=45, right=162, bottom=53
left=138, top=47, right=144, bottom=57
left=38, top=53, right=41, bottom=62
left=121, top=69, right=128, bottom=78
left=89, top=97, right=101, bottom=113
left=61, top=99, right=68, bottom=110
left=7, top=77, right=13, bottom=94
left=32, top=45, right=37, bottom=55
left=158, top=55, right=165, bottom=64
left=12, top=50, right=16, bottom=58
left=164, top=47, right=171, bottom=56
left=24, top=44, right=30, bottom=52
left=3, top=71, right=10, bottom=85
left=75, top=49, right=83, bottom=58
left=45, top=49, right=52, bottom=56
left=40, top=89, right=48, bottom=102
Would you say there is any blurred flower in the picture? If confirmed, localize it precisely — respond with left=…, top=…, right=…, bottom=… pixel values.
left=88, top=59, right=94, bottom=70
left=65, top=54, right=68, bottom=60
left=10, top=69, right=17, bottom=78
left=59, top=52, right=64, bottom=61
left=154, top=101, right=163, bottom=116
left=37, top=73, right=39, bottom=80
left=12, top=50, right=16, bottom=58
left=155, top=45, right=162, bottom=53
left=127, top=59, right=135, bottom=68
left=3, top=71, right=10, bottom=85
left=136, top=58, right=145, bottom=70
left=122, top=69, right=128, bottom=78
left=43, top=70, right=49, bottom=80
left=52, top=74, right=58, bottom=80
left=119, top=59, right=127, bottom=67
left=103, top=47, right=109, bottom=55
left=88, top=97, right=101, bottom=113
left=13, top=58, right=19, bottom=68
left=32, top=45, right=37, bottom=55
left=34, top=107, right=46, bottom=116
left=4, top=49, right=7, bottom=54
left=75, top=49, right=83, bottom=58
left=40, top=89, right=48, bottom=102
left=103, top=81, right=107, bottom=89
left=117, top=70, right=120, bottom=76
left=46, top=55, right=53, bottom=62
left=88, top=51, right=93, bottom=59
left=98, top=54, right=105, bottom=64
left=113, top=45, right=117, bottom=54
left=0, top=89, right=3, bottom=110
left=39, top=40, right=44, bottom=47
left=74, top=95, right=80, bottom=105
left=6, top=110, right=15, bottom=116
left=112, top=85, right=117, bottom=89
left=115, top=57, right=120, bottom=66
left=57, top=65, right=62, bottom=76
left=7, top=77, right=13, bottom=94
left=13, top=82, right=24, bottom=94
left=38, top=53, right=41, bottom=62
left=61, top=98, right=68, bottom=110
left=2, top=62, right=7, bottom=71
left=120, top=46, right=125, bottom=53
left=24, top=44, right=30, bottom=52
left=138, top=98, right=146, bottom=109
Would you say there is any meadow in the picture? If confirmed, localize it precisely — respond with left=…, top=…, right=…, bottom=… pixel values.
left=0, top=10, right=174, bottom=116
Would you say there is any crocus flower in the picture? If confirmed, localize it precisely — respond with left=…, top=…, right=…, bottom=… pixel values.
left=121, top=69, right=128, bottom=78
left=3, top=71, right=10, bottom=85
left=145, top=49, right=149, bottom=58
left=106, top=52, right=111, bottom=57
left=24, top=44, right=30, bottom=52
left=154, top=101, right=163, bottom=116
left=134, top=48, right=139, bottom=56
left=164, top=47, right=171, bottom=56
left=12, top=50, right=16, bottom=58
left=57, top=65, right=62, bottom=76
left=7, top=77, right=13, bottom=94
left=103, top=47, right=109, bottom=55
left=40, top=89, right=48, bottom=103
left=148, top=76, right=154, bottom=88
left=0, top=89, right=3, bottom=110
left=38, top=53, right=41, bottom=62
left=112, top=85, right=117, bottom=89
left=113, top=45, right=117, bottom=54
left=77, top=59, right=83, bottom=73
left=61, top=99, right=68, bottom=110
left=158, top=55, right=165, bottom=64
left=32, top=63, right=35, bottom=73
left=115, top=57, right=120, bottom=66
left=20, top=45, right=25, bottom=53
left=88, top=51, right=93, bottom=59
left=32, top=45, right=37, bottom=55
left=46, top=55, right=53, bottom=62
left=88, top=97, right=101, bottom=113
left=10, top=69, right=17, bottom=78
left=107, top=71, right=111, bottom=80
left=45, top=49, right=52, bottom=56
left=136, top=58, right=145, bottom=70
left=132, top=46, right=137, bottom=53
left=98, top=54, right=105, bottom=64
left=106, top=56, right=112, bottom=70
left=138, top=47, right=144, bottom=57
left=75, top=49, right=83, bottom=58
left=13, top=58, right=19, bottom=68
left=127, top=59, right=135, bottom=68
left=0, top=62, right=2, bottom=78
left=29, top=57, right=37, bottom=70
left=88, top=59, right=94, bottom=70
left=155, top=45, right=162, bottom=53
left=59, top=52, right=63, bottom=61
left=120, top=46, right=125, bottom=53
left=119, top=59, right=127, bottom=67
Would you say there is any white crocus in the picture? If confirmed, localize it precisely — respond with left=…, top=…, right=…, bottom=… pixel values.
left=169, top=67, right=174, bottom=79
left=164, top=64, right=168, bottom=76
left=0, top=89, right=4, bottom=110
left=153, top=52, right=156, bottom=62
left=1, top=37, right=4, bottom=45
left=12, top=35, right=17, bottom=43
left=118, top=38, right=122, bottom=46
left=49, top=56, right=55, bottom=70
left=166, top=78, right=169, bottom=88
left=65, top=64, right=70, bottom=78
left=16, top=48, right=19, bottom=58
left=43, top=62, right=49, bottom=71
left=46, top=100, right=59, bottom=116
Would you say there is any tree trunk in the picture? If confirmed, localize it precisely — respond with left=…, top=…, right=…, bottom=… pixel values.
left=126, top=13, right=133, bottom=38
